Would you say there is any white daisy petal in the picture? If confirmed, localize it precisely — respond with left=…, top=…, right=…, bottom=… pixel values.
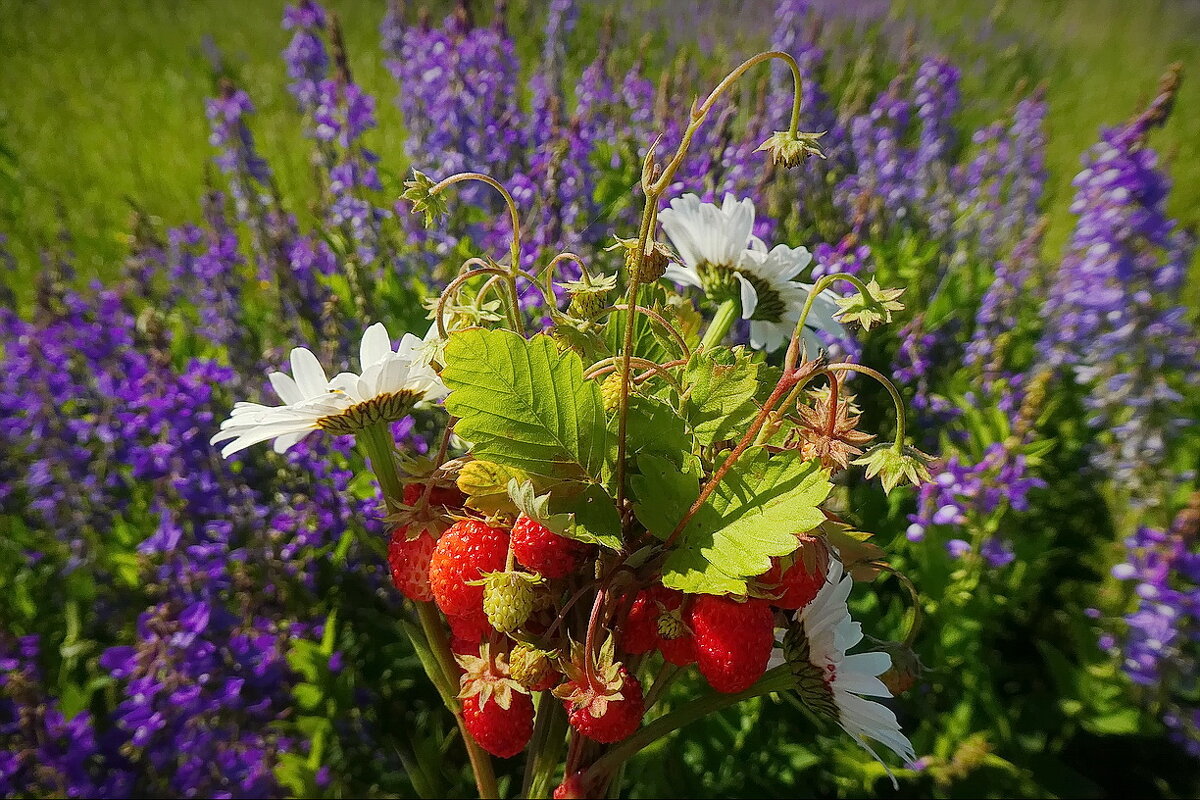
left=290, top=348, right=329, bottom=399
left=359, top=322, right=392, bottom=370
left=785, top=556, right=917, bottom=782
left=212, top=323, right=447, bottom=459
left=735, top=272, right=759, bottom=320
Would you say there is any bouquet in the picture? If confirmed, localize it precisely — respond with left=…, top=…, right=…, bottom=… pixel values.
left=211, top=51, right=928, bottom=799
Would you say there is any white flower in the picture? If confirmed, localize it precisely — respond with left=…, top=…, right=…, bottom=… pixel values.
left=210, top=347, right=353, bottom=457
left=658, top=193, right=846, bottom=353
left=775, top=558, right=916, bottom=784
left=659, top=193, right=764, bottom=284
left=211, top=323, right=447, bottom=457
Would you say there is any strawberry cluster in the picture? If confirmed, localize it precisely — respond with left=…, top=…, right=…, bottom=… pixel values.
left=386, top=480, right=838, bottom=772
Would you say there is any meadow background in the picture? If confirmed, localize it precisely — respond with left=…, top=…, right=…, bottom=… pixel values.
left=1, top=0, right=1199, bottom=797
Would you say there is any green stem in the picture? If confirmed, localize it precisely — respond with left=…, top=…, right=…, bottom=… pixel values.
left=358, top=425, right=499, bottom=799
left=824, top=363, right=909, bottom=449
left=583, top=668, right=795, bottom=783
left=786, top=271, right=874, bottom=372
left=700, top=298, right=741, bottom=350
left=526, top=696, right=569, bottom=799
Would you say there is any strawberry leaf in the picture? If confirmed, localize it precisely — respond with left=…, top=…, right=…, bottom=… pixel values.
left=658, top=448, right=832, bottom=595
left=680, top=346, right=761, bottom=445
left=443, top=329, right=610, bottom=483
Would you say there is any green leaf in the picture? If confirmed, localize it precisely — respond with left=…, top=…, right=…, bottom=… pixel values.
left=631, top=454, right=700, bottom=539
left=443, top=329, right=609, bottom=483
left=608, top=394, right=693, bottom=471
left=680, top=346, right=760, bottom=445
left=661, top=448, right=832, bottom=595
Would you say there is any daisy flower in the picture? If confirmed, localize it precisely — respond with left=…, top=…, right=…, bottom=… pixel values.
left=211, top=323, right=447, bottom=457
left=658, top=193, right=845, bottom=353
left=776, top=558, right=916, bottom=784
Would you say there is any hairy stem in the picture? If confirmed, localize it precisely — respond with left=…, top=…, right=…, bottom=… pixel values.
left=824, top=363, right=908, bottom=449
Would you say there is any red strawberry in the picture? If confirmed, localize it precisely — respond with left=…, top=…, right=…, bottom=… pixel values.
left=457, top=642, right=534, bottom=758
left=387, top=527, right=438, bottom=602
left=759, top=557, right=824, bottom=610
left=622, top=586, right=695, bottom=665
left=461, top=689, right=534, bottom=758
left=621, top=589, right=661, bottom=654
left=429, top=520, right=510, bottom=619
left=447, top=609, right=493, bottom=644
left=688, top=595, right=774, bottom=693
left=403, top=481, right=466, bottom=509
left=553, top=773, right=590, bottom=799
left=511, top=514, right=592, bottom=579
left=560, top=667, right=644, bottom=743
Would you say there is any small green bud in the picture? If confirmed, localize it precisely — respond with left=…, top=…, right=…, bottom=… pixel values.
left=853, top=443, right=935, bottom=495
left=607, top=236, right=675, bottom=284
left=401, top=170, right=449, bottom=228
left=832, top=278, right=905, bottom=331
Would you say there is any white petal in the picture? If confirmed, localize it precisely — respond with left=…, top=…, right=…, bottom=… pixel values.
left=290, top=348, right=329, bottom=399
left=736, top=273, right=759, bottom=320
left=268, top=372, right=304, bottom=405
left=359, top=322, right=392, bottom=370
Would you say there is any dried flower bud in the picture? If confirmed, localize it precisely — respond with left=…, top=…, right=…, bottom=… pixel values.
left=756, top=129, right=827, bottom=167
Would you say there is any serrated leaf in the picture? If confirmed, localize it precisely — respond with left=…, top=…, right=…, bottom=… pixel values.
left=631, top=454, right=700, bottom=538
left=681, top=346, right=761, bottom=445
left=457, top=460, right=532, bottom=516
left=557, top=483, right=623, bottom=550
left=443, top=329, right=609, bottom=482
left=661, top=449, right=832, bottom=595
left=608, top=394, right=692, bottom=470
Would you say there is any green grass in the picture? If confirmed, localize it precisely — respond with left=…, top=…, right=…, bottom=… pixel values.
left=2, top=0, right=1198, bottom=299
left=0, top=0, right=408, bottom=281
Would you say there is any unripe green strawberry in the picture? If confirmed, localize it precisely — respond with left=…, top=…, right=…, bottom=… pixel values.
left=474, top=570, right=544, bottom=633
left=600, top=372, right=625, bottom=414
left=568, top=287, right=609, bottom=319
left=509, top=642, right=559, bottom=692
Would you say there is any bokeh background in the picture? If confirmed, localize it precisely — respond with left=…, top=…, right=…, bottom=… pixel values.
left=1, top=0, right=1198, bottom=797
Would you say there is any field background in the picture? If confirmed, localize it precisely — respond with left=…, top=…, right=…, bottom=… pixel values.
left=2, top=0, right=1199, bottom=300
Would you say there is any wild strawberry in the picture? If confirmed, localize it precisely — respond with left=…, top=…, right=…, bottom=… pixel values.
left=387, top=527, right=438, bottom=602
left=429, top=520, right=509, bottom=620
left=623, top=586, right=695, bottom=665
left=554, top=638, right=644, bottom=743
left=621, top=590, right=661, bottom=654
left=759, top=558, right=823, bottom=610
left=403, top=481, right=466, bottom=510
left=457, top=644, right=533, bottom=758
left=600, top=372, right=625, bottom=414
left=509, top=642, right=559, bottom=692
left=462, top=692, right=534, bottom=758
left=511, top=514, right=593, bottom=579
left=688, top=594, right=774, bottom=693
left=474, top=570, right=544, bottom=633
left=447, top=610, right=492, bottom=644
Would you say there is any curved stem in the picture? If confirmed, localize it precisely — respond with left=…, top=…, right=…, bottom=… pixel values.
left=700, top=298, right=741, bottom=350
left=824, top=363, right=908, bottom=448
left=871, top=562, right=924, bottom=646
left=583, top=667, right=795, bottom=783
left=785, top=271, right=872, bottom=373
left=649, top=51, right=804, bottom=197
left=359, top=424, right=498, bottom=798
left=435, top=266, right=510, bottom=338
left=540, top=251, right=593, bottom=299
left=429, top=172, right=525, bottom=333
left=587, top=304, right=690, bottom=358
left=584, top=356, right=684, bottom=396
